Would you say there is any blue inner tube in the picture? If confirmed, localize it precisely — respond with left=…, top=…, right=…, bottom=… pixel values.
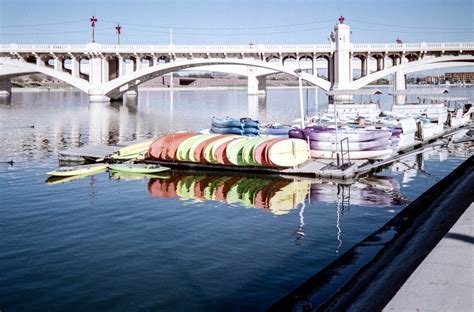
left=212, top=117, right=243, bottom=128
left=243, top=127, right=259, bottom=135
left=210, top=126, right=243, bottom=135
left=243, top=120, right=260, bottom=128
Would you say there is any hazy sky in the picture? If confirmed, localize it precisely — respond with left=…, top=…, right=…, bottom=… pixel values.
left=0, top=0, right=473, bottom=44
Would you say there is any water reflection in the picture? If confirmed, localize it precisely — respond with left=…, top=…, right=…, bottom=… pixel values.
left=148, top=173, right=310, bottom=216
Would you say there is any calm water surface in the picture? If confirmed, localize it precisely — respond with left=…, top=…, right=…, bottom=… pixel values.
left=0, top=88, right=472, bottom=311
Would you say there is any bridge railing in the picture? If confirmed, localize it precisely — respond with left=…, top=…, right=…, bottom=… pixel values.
left=0, top=42, right=472, bottom=55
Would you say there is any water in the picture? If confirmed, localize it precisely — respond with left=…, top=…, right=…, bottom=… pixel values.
left=0, top=88, right=472, bottom=311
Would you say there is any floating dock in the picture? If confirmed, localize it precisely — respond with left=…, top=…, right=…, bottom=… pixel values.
left=56, top=124, right=472, bottom=179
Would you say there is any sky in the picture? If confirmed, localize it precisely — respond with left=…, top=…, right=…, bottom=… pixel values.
left=0, top=0, right=473, bottom=45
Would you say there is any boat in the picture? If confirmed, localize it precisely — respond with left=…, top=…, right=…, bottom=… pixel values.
left=310, top=149, right=393, bottom=160
left=111, top=140, right=153, bottom=160
left=162, top=133, right=198, bottom=161
left=214, top=138, right=245, bottom=165
left=211, top=117, right=243, bottom=128
left=266, top=139, right=309, bottom=167
left=241, top=137, right=273, bottom=165
left=47, top=163, right=108, bottom=177
left=108, top=163, right=171, bottom=174
left=253, top=138, right=283, bottom=166
left=176, top=134, right=210, bottom=162
left=207, top=136, right=240, bottom=163
left=148, top=133, right=197, bottom=161
left=190, top=134, right=225, bottom=163
left=226, top=137, right=254, bottom=166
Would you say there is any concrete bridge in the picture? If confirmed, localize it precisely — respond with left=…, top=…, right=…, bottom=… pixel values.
left=1, top=19, right=473, bottom=102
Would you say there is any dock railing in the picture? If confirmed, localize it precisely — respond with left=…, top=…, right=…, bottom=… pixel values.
left=339, top=137, right=352, bottom=170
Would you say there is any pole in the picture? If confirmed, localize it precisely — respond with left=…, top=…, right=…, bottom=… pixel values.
left=115, top=24, right=121, bottom=45
left=298, top=75, right=305, bottom=129
left=169, top=28, right=173, bottom=89
left=334, top=100, right=339, bottom=166
left=90, top=16, right=97, bottom=43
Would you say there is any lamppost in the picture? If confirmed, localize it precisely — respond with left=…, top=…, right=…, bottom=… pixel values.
left=115, top=24, right=121, bottom=45
left=90, top=16, right=98, bottom=43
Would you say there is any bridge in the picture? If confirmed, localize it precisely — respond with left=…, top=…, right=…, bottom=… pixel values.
left=1, top=19, right=473, bottom=102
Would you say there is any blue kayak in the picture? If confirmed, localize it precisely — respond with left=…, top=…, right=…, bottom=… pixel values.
left=212, top=117, right=243, bottom=128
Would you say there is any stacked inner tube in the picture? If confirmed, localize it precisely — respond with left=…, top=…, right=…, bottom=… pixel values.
left=146, top=132, right=309, bottom=168
left=289, top=125, right=394, bottom=159
left=210, top=117, right=260, bottom=135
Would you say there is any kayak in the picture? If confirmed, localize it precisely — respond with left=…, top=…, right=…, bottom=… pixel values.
left=253, top=138, right=283, bottom=166
left=163, top=133, right=198, bottom=161
left=226, top=137, right=253, bottom=166
left=176, top=134, right=209, bottom=162
left=108, top=163, right=171, bottom=174
left=206, top=135, right=240, bottom=163
left=47, top=163, right=108, bottom=177
left=214, top=138, right=244, bottom=165
left=267, top=139, right=309, bottom=167
left=111, top=140, right=153, bottom=160
left=241, top=137, right=273, bottom=166
left=192, top=135, right=227, bottom=163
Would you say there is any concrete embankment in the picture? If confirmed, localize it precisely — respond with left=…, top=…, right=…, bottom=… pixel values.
left=267, top=156, right=474, bottom=312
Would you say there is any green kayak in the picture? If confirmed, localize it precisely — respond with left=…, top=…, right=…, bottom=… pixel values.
left=241, top=137, right=272, bottom=166
left=226, top=137, right=253, bottom=166
left=108, top=163, right=170, bottom=174
left=176, top=134, right=209, bottom=162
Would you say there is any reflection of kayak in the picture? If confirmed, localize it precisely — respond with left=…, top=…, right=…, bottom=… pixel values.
left=47, top=163, right=108, bottom=177
left=111, top=140, right=153, bottom=160
left=108, top=163, right=170, bottom=174
left=45, top=173, right=94, bottom=185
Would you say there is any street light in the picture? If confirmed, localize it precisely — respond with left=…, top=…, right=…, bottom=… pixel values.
left=90, top=16, right=98, bottom=43
left=115, top=24, right=122, bottom=45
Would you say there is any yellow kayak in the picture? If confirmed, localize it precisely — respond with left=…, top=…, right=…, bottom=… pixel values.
left=47, top=163, right=108, bottom=177
left=110, top=140, right=154, bottom=160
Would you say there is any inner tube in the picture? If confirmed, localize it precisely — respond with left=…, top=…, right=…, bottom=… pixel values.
left=210, top=126, right=243, bottom=135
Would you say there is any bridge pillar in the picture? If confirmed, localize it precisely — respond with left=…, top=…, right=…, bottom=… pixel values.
left=247, top=74, right=266, bottom=95
left=331, top=20, right=353, bottom=103
left=88, top=56, right=109, bottom=102
left=54, top=56, right=63, bottom=72
left=376, top=57, right=385, bottom=71
left=394, top=71, right=407, bottom=105
left=361, top=56, right=368, bottom=77
left=70, top=57, right=80, bottom=78
left=0, top=78, right=12, bottom=96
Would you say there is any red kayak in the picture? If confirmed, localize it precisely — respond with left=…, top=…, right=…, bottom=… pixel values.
left=253, top=138, right=283, bottom=166
left=193, top=135, right=228, bottom=163
left=163, top=133, right=198, bottom=161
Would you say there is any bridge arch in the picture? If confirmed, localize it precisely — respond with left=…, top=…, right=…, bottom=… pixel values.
left=102, top=58, right=331, bottom=97
left=0, top=58, right=90, bottom=93
left=351, top=55, right=474, bottom=89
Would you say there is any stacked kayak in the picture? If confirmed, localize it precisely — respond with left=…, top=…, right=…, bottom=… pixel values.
left=210, top=117, right=260, bottom=135
left=259, top=125, right=291, bottom=137
left=289, top=126, right=393, bottom=160
left=147, top=133, right=309, bottom=167
left=110, top=140, right=154, bottom=160
left=148, top=173, right=310, bottom=215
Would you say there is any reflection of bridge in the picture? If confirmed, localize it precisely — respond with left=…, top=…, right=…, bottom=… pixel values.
left=1, top=19, right=473, bottom=102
